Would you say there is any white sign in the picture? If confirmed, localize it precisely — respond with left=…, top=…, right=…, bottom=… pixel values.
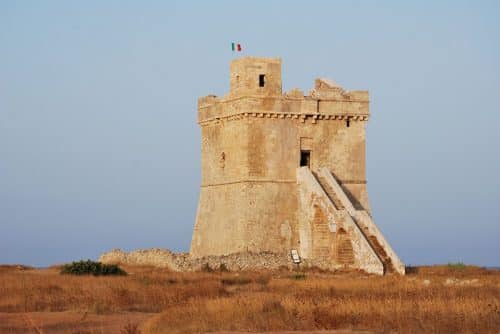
left=291, top=249, right=301, bottom=264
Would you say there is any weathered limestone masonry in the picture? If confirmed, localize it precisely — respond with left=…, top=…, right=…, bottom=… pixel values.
left=190, top=56, right=405, bottom=275
left=99, top=249, right=292, bottom=272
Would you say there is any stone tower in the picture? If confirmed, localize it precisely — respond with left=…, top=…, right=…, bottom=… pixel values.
left=190, top=57, right=404, bottom=275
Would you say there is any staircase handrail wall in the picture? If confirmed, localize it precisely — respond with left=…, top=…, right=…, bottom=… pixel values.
left=297, top=167, right=384, bottom=275
left=318, top=167, right=405, bottom=275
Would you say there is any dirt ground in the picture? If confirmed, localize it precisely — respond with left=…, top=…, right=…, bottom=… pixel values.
left=0, top=311, right=153, bottom=334
left=0, top=312, right=369, bottom=334
left=0, top=310, right=371, bottom=334
left=213, top=332, right=371, bottom=334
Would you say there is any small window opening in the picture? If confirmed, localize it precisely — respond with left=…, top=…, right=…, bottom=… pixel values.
left=259, top=74, right=266, bottom=87
left=300, top=150, right=311, bottom=167
left=219, top=151, right=226, bottom=168
left=346, top=119, right=350, bottom=127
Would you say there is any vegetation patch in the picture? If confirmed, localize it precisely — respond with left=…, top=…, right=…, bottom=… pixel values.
left=60, top=260, right=127, bottom=276
left=447, top=262, right=466, bottom=270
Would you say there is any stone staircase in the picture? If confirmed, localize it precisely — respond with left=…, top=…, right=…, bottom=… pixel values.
left=313, top=172, right=345, bottom=210
left=357, top=220, right=395, bottom=273
left=314, top=168, right=405, bottom=275
left=297, top=166, right=385, bottom=275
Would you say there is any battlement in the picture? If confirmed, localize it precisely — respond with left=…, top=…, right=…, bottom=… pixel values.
left=198, top=57, right=369, bottom=124
left=309, top=78, right=369, bottom=101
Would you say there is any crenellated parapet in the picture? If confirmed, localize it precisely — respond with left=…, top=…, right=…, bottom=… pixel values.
left=198, top=77, right=369, bottom=126
left=198, top=58, right=369, bottom=126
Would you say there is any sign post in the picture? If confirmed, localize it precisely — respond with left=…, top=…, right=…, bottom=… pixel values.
left=290, top=249, right=301, bottom=271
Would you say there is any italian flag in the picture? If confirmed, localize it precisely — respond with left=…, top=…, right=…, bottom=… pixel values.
left=231, top=42, right=242, bottom=52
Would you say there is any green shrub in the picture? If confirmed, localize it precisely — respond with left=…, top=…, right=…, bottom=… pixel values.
left=448, top=262, right=466, bottom=270
left=60, top=260, right=127, bottom=276
left=447, top=262, right=466, bottom=270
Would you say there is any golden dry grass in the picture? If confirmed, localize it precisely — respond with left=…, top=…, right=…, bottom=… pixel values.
left=0, top=264, right=499, bottom=334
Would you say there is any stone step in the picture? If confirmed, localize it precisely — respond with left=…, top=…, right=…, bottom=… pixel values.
left=367, top=235, right=394, bottom=273
left=314, top=173, right=345, bottom=210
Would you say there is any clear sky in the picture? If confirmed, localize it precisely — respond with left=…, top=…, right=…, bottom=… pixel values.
left=1, top=1, right=499, bottom=267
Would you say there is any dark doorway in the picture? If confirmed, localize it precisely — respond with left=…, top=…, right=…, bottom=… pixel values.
left=259, top=74, right=266, bottom=87
left=300, top=150, right=311, bottom=167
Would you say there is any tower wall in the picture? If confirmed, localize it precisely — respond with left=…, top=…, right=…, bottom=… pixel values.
left=191, top=57, right=372, bottom=262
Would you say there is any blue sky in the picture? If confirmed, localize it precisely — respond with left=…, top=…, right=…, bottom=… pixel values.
left=1, top=1, right=499, bottom=267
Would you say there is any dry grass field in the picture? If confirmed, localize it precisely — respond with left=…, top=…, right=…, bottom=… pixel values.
left=0, top=264, right=499, bottom=334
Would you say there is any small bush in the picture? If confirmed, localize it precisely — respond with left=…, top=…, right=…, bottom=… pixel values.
left=60, top=260, right=127, bottom=276
left=219, top=263, right=229, bottom=272
left=447, top=262, right=466, bottom=270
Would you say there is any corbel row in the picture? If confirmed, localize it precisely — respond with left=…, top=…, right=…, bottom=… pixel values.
left=199, top=111, right=369, bottom=126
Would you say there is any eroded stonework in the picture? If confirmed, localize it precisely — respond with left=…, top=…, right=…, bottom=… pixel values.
left=190, top=57, right=404, bottom=275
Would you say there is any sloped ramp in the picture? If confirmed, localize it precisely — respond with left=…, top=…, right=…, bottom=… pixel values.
left=297, top=167, right=384, bottom=275
left=316, top=167, right=405, bottom=275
